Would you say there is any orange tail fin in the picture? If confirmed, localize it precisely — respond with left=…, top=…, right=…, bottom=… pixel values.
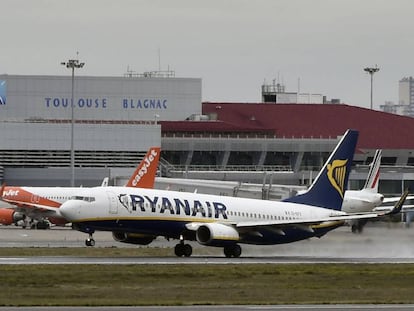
left=125, top=147, right=160, bottom=189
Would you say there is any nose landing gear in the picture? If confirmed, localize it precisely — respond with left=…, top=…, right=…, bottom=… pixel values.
left=174, top=235, right=192, bottom=257
left=85, top=233, right=95, bottom=247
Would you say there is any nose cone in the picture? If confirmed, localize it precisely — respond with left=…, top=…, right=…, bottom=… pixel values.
left=59, top=200, right=82, bottom=222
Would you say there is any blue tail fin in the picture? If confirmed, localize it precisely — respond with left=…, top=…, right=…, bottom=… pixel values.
left=283, top=129, right=359, bottom=211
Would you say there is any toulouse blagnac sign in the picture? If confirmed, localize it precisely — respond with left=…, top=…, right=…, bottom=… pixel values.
left=44, top=97, right=168, bottom=110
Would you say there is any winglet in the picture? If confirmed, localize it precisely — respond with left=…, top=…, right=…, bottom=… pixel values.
left=387, top=189, right=409, bottom=215
left=125, top=147, right=161, bottom=189
left=283, top=129, right=358, bottom=211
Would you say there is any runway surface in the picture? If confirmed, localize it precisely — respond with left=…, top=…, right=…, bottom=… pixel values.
left=0, top=222, right=413, bottom=264
left=0, top=224, right=413, bottom=310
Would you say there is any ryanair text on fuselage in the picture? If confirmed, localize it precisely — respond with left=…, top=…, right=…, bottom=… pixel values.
left=118, top=194, right=228, bottom=219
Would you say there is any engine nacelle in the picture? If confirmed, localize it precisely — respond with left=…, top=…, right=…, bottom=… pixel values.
left=196, top=223, right=240, bottom=246
left=112, top=232, right=155, bottom=245
left=0, top=208, right=24, bottom=225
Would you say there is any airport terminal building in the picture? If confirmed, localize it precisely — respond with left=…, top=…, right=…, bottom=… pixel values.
left=2, top=73, right=414, bottom=197
left=0, top=74, right=200, bottom=185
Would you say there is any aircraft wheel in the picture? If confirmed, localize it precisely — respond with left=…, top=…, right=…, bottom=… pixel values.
left=232, top=244, right=242, bottom=258
left=224, top=246, right=232, bottom=258
left=183, top=244, right=192, bottom=257
left=351, top=224, right=358, bottom=234
left=174, top=244, right=184, bottom=257
left=85, top=238, right=95, bottom=247
left=224, top=244, right=242, bottom=258
left=351, top=223, right=364, bottom=234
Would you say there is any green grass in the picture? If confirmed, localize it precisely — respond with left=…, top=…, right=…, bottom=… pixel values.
left=0, top=246, right=172, bottom=257
left=0, top=263, right=413, bottom=306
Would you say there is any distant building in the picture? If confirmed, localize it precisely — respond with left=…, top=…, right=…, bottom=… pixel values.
left=261, top=81, right=325, bottom=104
left=380, top=77, right=414, bottom=117
left=261, top=80, right=339, bottom=104
left=399, top=77, right=414, bottom=106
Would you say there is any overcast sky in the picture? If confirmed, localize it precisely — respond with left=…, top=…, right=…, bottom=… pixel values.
left=2, top=0, right=413, bottom=109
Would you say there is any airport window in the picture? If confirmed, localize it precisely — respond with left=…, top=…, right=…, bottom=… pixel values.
left=407, top=157, right=414, bottom=166
left=382, top=157, right=397, bottom=165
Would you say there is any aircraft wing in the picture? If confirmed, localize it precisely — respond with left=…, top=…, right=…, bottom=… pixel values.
left=383, top=195, right=414, bottom=204
left=376, top=191, right=413, bottom=212
left=186, top=190, right=408, bottom=232
left=1, top=200, right=62, bottom=215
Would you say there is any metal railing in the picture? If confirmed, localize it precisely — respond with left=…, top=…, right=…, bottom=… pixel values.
left=170, top=164, right=293, bottom=172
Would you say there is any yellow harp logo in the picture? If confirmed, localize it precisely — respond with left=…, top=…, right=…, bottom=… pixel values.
left=327, top=159, right=348, bottom=198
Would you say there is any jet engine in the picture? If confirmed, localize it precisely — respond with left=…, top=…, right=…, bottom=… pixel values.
left=112, top=231, right=155, bottom=245
left=0, top=208, right=25, bottom=225
left=196, top=223, right=240, bottom=246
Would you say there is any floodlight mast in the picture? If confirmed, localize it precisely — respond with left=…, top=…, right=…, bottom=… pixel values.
left=60, top=58, right=85, bottom=187
left=364, top=66, right=380, bottom=110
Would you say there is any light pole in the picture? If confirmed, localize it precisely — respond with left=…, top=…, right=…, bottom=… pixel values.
left=364, top=65, right=380, bottom=110
left=61, top=58, right=85, bottom=187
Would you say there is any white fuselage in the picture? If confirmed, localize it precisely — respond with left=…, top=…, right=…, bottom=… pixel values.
left=59, top=186, right=347, bottom=245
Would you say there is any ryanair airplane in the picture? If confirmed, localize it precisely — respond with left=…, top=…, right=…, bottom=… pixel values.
left=58, top=130, right=406, bottom=257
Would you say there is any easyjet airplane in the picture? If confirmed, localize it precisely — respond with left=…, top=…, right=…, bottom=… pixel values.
left=59, top=130, right=407, bottom=257
left=0, top=147, right=160, bottom=230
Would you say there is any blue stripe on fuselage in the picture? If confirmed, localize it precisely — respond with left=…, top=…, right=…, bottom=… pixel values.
left=72, top=218, right=342, bottom=246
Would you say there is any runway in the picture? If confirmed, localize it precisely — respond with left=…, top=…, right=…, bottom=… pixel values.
left=0, top=255, right=414, bottom=265
left=0, top=222, right=413, bottom=264
left=1, top=305, right=414, bottom=311
left=0, top=224, right=413, bottom=310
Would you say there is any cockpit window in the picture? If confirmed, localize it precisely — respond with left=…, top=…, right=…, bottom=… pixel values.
left=71, top=196, right=95, bottom=202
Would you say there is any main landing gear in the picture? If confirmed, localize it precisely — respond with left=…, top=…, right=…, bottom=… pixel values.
left=174, top=239, right=242, bottom=258
left=351, top=219, right=367, bottom=234
left=174, top=236, right=192, bottom=257
left=223, top=244, right=242, bottom=258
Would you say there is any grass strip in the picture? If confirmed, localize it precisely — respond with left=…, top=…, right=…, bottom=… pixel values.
left=0, top=247, right=173, bottom=257
left=0, top=264, right=413, bottom=306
